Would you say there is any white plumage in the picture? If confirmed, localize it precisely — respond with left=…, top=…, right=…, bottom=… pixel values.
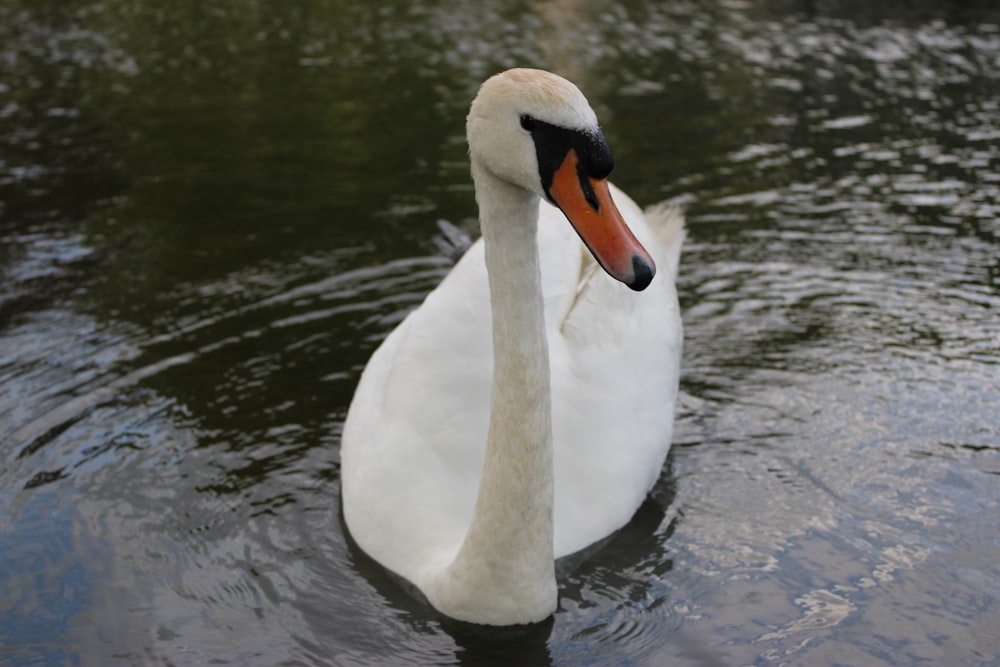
left=341, top=69, right=684, bottom=625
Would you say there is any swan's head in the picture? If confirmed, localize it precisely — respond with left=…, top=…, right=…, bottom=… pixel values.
left=467, top=68, right=655, bottom=291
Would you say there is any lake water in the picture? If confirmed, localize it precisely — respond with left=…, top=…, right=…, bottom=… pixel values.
left=1, top=1, right=999, bottom=665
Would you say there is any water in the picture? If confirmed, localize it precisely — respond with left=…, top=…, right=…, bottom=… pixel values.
left=1, top=1, right=999, bottom=665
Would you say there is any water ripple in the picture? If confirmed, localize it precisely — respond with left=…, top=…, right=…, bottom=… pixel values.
left=2, top=2, right=999, bottom=666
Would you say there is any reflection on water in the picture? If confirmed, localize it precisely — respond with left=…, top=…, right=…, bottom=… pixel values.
left=1, top=0, right=999, bottom=665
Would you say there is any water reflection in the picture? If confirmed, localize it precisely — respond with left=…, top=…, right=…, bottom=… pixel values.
left=1, top=0, right=999, bottom=665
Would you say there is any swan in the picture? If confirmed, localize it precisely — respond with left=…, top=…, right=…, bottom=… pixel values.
left=341, top=68, right=684, bottom=626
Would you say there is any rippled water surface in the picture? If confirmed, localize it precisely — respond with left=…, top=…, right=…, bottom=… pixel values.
left=2, top=1, right=999, bottom=665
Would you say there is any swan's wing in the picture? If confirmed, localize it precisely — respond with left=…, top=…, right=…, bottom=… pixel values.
left=342, top=240, right=491, bottom=581
left=548, top=185, right=685, bottom=557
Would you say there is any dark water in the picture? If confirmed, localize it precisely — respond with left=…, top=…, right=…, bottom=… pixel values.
left=2, top=1, right=999, bottom=665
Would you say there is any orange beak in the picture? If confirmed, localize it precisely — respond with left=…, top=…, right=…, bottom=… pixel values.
left=547, top=149, right=656, bottom=291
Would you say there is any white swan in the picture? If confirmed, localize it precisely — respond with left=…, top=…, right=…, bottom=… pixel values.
left=341, top=68, right=684, bottom=626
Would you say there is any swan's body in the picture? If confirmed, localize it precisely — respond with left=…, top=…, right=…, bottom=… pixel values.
left=341, top=69, right=684, bottom=625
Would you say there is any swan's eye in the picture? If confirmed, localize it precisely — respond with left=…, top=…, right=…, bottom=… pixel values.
left=519, top=114, right=536, bottom=132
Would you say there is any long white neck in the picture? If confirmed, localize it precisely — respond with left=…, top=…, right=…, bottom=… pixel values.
left=427, top=162, right=557, bottom=625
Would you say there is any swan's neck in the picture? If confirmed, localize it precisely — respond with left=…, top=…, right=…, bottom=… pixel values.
left=429, top=164, right=557, bottom=625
